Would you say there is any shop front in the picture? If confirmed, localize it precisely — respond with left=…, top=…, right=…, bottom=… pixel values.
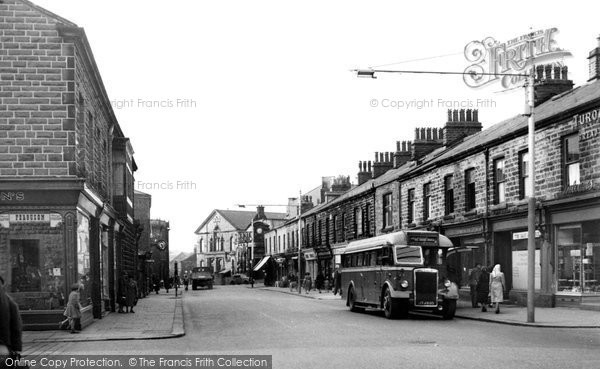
left=0, top=181, right=119, bottom=329
left=491, top=215, right=552, bottom=306
left=442, top=220, right=487, bottom=288
left=549, top=195, right=600, bottom=307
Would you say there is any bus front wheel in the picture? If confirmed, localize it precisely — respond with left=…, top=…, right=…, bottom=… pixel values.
left=348, top=286, right=363, bottom=313
left=441, top=299, right=457, bottom=320
left=383, top=289, right=399, bottom=319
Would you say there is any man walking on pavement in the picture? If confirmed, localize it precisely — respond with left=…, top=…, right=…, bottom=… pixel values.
left=468, top=263, right=482, bottom=308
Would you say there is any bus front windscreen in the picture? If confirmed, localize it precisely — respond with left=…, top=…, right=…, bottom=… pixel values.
left=394, top=246, right=423, bottom=265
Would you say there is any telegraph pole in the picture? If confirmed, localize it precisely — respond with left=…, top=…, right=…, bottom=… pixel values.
left=298, top=191, right=302, bottom=295
left=526, top=32, right=536, bottom=323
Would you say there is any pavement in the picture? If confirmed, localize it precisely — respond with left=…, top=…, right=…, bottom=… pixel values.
left=22, top=288, right=185, bottom=344
left=257, top=285, right=600, bottom=328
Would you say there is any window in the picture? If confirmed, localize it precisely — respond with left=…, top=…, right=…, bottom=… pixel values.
left=332, top=215, right=338, bottom=243
left=312, top=222, right=316, bottom=246
left=465, top=169, right=476, bottom=211
left=407, top=189, right=415, bottom=223
left=341, top=213, right=346, bottom=241
left=564, top=134, right=580, bottom=186
left=423, top=183, right=431, bottom=220
left=354, top=207, right=363, bottom=237
left=444, top=175, right=454, bottom=215
left=493, top=158, right=506, bottom=204
left=318, top=220, right=322, bottom=245
left=365, top=204, right=371, bottom=236
left=10, top=239, right=41, bottom=292
left=325, top=218, right=330, bottom=246
left=382, top=193, right=392, bottom=228
left=519, top=151, right=532, bottom=199
left=283, top=234, right=286, bottom=250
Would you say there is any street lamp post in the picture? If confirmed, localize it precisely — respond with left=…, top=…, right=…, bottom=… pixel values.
left=355, top=43, right=537, bottom=321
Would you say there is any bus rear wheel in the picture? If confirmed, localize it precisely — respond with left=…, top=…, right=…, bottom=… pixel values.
left=348, top=286, right=363, bottom=313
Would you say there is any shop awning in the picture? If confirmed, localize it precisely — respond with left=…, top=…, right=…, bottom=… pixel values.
left=253, top=256, right=271, bottom=271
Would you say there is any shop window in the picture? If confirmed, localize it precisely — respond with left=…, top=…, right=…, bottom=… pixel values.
left=557, top=222, right=600, bottom=294
left=519, top=151, right=531, bottom=199
left=423, top=183, right=431, bottom=220
left=444, top=175, right=454, bottom=215
left=382, top=193, right=392, bottom=228
left=465, top=168, right=476, bottom=211
left=354, top=207, right=363, bottom=237
left=563, top=134, right=580, bottom=186
left=494, top=158, right=506, bottom=204
left=407, top=189, right=415, bottom=223
left=77, top=212, right=91, bottom=307
left=10, top=239, right=41, bottom=292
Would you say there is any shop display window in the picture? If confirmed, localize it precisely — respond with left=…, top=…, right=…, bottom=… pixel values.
left=557, top=221, right=600, bottom=294
left=77, top=212, right=92, bottom=306
left=10, top=239, right=41, bottom=292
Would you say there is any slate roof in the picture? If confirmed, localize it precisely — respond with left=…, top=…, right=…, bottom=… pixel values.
left=194, top=209, right=287, bottom=233
left=300, top=79, right=600, bottom=217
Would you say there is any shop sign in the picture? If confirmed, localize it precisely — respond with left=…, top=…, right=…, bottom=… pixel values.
left=443, top=224, right=483, bottom=237
left=558, top=180, right=600, bottom=198
left=303, top=249, right=316, bottom=260
left=512, top=230, right=541, bottom=240
left=10, top=213, right=49, bottom=223
left=0, top=191, right=25, bottom=202
left=572, top=107, right=600, bottom=127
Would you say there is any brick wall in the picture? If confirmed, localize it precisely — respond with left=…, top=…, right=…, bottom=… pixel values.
left=0, top=0, right=114, bottom=201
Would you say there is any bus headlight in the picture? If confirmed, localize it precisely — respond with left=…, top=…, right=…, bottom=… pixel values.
left=400, top=280, right=409, bottom=289
left=444, top=280, right=451, bottom=288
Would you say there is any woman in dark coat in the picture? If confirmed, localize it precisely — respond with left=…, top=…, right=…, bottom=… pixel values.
left=476, top=267, right=490, bottom=312
left=126, top=275, right=138, bottom=313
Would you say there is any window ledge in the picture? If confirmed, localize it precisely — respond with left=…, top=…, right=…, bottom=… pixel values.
left=464, top=209, right=478, bottom=217
left=380, top=226, right=394, bottom=233
left=407, top=223, right=417, bottom=228
left=514, top=199, right=528, bottom=206
left=443, top=214, right=455, bottom=220
left=490, top=202, right=507, bottom=211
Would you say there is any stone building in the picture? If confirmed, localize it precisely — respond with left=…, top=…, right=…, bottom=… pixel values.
left=149, top=219, right=170, bottom=283
left=292, top=44, right=600, bottom=308
left=194, top=209, right=287, bottom=279
left=0, top=0, right=139, bottom=328
left=134, top=190, right=151, bottom=295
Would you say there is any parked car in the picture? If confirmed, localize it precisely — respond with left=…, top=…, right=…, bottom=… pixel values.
left=191, top=267, right=214, bottom=290
left=230, top=273, right=250, bottom=285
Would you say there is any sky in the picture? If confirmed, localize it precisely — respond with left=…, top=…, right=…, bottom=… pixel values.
left=32, top=0, right=600, bottom=257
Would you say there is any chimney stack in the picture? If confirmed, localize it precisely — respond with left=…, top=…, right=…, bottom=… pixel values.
left=357, top=161, right=371, bottom=185
left=443, top=109, right=482, bottom=147
left=372, top=151, right=394, bottom=178
left=588, top=35, right=600, bottom=82
left=533, top=64, right=573, bottom=106
left=394, top=140, right=412, bottom=168
left=412, top=126, right=444, bottom=161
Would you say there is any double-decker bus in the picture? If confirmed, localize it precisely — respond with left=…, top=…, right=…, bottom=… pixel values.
left=341, top=230, right=458, bottom=319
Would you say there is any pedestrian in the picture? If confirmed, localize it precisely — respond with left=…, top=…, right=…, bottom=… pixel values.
left=0, top=275, right=23, bottom=365
left=289, top=273, right=297, bottom=292
left=117, top=273, right=128, bottom=313
left=165, top=276, right=171, bottom=293
left=476, top=266, right=490, bottom=312
left=64, top=283, right=82, bottom=334
left=126, top=274, right=138, bottom=313
left=332, top=268, right=341, bottom=296
left=468, top=263, right=482, bottom=308
left=489, top=264, right=506, bottom=314
left=152, top=274, right=160, bottom=294
left=315, top=272, right=324, bottom=293
left=183, top=274, right=189, bottom=291
left=303, top=272, right=312, bottom=294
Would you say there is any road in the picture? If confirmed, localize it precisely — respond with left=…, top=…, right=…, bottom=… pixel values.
left=29, top=285, right=600, bottom=369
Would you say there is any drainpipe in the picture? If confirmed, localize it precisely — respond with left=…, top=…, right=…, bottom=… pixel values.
left=484, top=147, right=490, bottom=266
